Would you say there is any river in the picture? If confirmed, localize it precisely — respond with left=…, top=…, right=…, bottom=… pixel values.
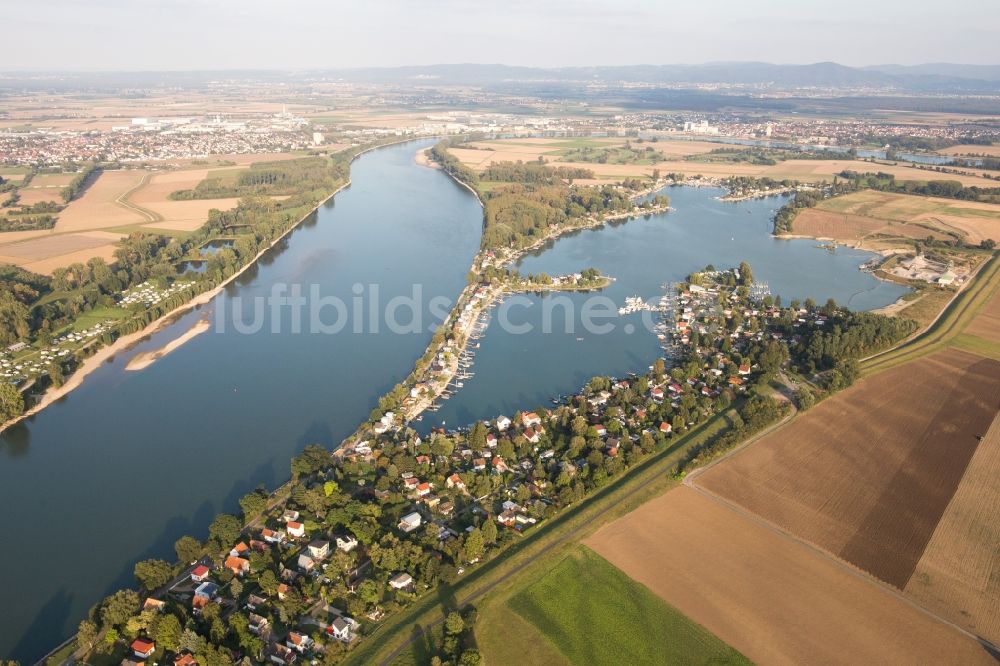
left=0, top=140, right=483, bottom=662
left=0, top=147, right=908, bottom=662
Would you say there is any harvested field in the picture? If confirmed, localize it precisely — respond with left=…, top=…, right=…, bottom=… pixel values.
left=792, top=208, right=954, bottom=245
left=965, top=284, right=1000, bottom=343
left=940, top=144, right=1000, bottom=157
left=0, top=231, right=123, bottom=274
left=56, top=170, right=150, bottom=232
left=128, top=168, right=240, bottom=231
left=906, top=410, right=1000, bottom=644
left=12, top=188, right=62, bottom=206
left=814, top=190, right=1000, bottom=244
left=25, top=173, right=76, bottom=188
left=698, top=348, right=1000, bottom=589
left=586, top=485, right=994, bottom=666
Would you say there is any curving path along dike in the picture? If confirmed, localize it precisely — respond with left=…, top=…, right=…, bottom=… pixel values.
left=0, top=140, right=484, bottom=662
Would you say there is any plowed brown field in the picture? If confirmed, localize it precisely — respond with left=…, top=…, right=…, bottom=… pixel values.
left=698, top=348, right=1000, bottom=588
left=586, top=486, right=995, bottom=666
left=906, top=410, right=1000, bottom=645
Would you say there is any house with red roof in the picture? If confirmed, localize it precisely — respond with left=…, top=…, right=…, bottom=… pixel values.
left=286, top=521, right=305, bottom=538
left=190, top=564, right=210, bottom=583
left=131, top=638, right=155, bottom=659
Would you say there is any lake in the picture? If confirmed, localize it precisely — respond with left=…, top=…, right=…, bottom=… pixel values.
left=421, top=186, right=908, bottom=430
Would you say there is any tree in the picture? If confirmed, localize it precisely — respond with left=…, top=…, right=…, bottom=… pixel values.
left=134, top=559, right=174, bottom=591
left=174, top=535, right=202, bottom=564
left=208, top=513, right=242, bottom=548
left=444, top=611, right=465, bottom=636
left=464, top=527, right=485, bottom=562
left=357, top=579, right=382, bottom=607
left=738, top=261, right=753, bottom=285
left=178, top=628, right=204, bottom=653
left=0, top=382, right=24, bottom=421
left=482, top=516, right=498, bottom=545
left=258, top=569, right=279, bottom=596
left=155, top=614, right=182, bottom=651
left=77, top=619, right=99, bottom=651
left=100, top=589, right=140, bottom=628
left=238, top=488, right=268, bottom=523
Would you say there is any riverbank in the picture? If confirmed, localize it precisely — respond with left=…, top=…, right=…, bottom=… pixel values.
left=0, top=139, right=423, bottom=435
left=125, top=317, right=211, bottom=371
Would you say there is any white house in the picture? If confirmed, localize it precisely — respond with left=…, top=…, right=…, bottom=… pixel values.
left=389, top=572, right=414, bottom=590
left=307, top=540, right=330, bottom=560
left=398, top=512, right=422, bottom=533
left=495, top=415, right=511, bottom=431
left=336, top=535, right=359, bottom=552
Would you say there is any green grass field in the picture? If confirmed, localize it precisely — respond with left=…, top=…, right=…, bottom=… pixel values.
left=509, top=546, right=751, bottom=666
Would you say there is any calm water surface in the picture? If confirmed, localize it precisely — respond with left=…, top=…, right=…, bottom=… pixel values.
left=0, top=140, right=482, bottom=661
left=423, top=186, right=908, bottom=429
left=0, top=152, right=909, bottom=661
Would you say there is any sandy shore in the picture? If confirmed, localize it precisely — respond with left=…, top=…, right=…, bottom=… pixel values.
left=414, top=147, right=439, bottom=169
left=126, top=317, right=211, bottom=371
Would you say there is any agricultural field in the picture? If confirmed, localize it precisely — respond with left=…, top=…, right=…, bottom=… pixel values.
left=963, top=274, right=1000, bottom=343
left=586, top=485, right=995, bottom=665
left=698, top=347, right=1000, bottom=589
left=810, top=189, right=1000, bottom=244
left=127, top=168, right=240, bottom=232
left=905, top=408, right=1000, bottom=643
left=507, top=546, right=750, bottom=666
left=940, top=144, right=1000, bottom=157
left=451, top=139, right=1000, bottom=187
left=0, top=163, right=251, bottom=273
left=791, top=208, right=953, bottom=247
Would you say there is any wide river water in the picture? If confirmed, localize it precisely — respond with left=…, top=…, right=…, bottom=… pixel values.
left=0, top=141, right=907, bottom=661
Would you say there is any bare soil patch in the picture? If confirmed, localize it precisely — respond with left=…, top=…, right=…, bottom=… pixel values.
left=56, top=170, right=150, bottom=232
left=965, top=285, right=1000, bottom=343
left=586, top=485, right=994, bottom=666
left=906, top=410, right=1000, bottom=644
left=698, top=348, right=1000, bottom=588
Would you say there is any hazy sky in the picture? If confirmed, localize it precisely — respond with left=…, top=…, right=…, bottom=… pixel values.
left=2, top=0, right=998, bottom=71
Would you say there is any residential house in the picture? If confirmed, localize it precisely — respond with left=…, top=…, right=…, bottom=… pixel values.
left=131, top=638, right=155, bottom=659
left=659, top=422, right=672, bottom=434
left=496, top=415, right=511, bottom=431
left=248, top=612, right=269, bottom=636
left=389, top=572, right=414, bottom=590
left=195, top=581, right=219, bottom=599
left=336, top=535, right=359, bottom=552
left=307, top=540, right=330, bottom=560
left=270, top=644, right=297, bottom=665
left=282, top=509, right=300, bottom=523
left=142, top=598, right=165, bottom=612
left=328, top=616, right=352, bottom=642
left=287, top=521, right=306, bottom=538
left=297, top=553, right=316, bottom=573
left=287, top=631, right=313, bottom=653
left=224, top=556, right=250, bottom=577
left=446, top=473, right=466, bottom=491
left=190, top=564, right=210, bottom=583
left=521, top=412, right=542, bottom=428
left=398, top=512, right=422, bottom=533
left=262, top=528, right=287, bottom=544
